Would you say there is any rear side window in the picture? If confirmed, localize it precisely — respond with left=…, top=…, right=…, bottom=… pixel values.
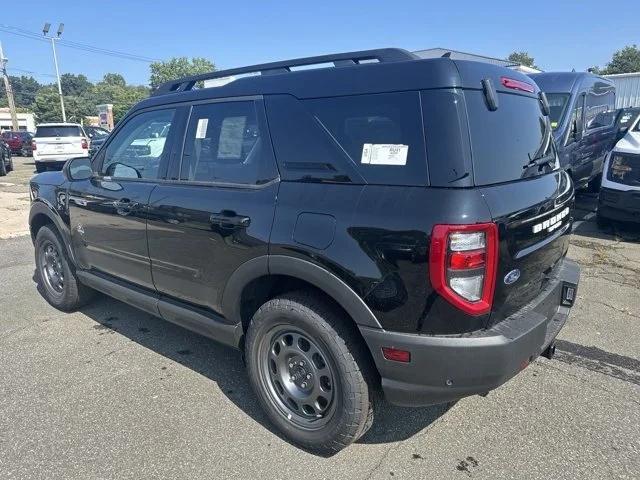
left=306, top=92, right=428, bottom=186
left=180, top=101, right=276, bottom=185
left=466, top=91, right=555, bottom=185
left=35, top=126, right=82, bottom=137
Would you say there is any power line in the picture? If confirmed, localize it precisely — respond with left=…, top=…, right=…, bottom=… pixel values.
left=0, top=24, right=162, bottom=63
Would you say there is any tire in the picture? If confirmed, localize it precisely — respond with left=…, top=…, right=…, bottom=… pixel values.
left=246, top=291, right=375, bottom=453
left=0, top=156, right=6, bottom=176
left=20, top=147, right=27, bottom=157
left=35, top=162, right=47, bottom=173
left=35, top=225, right=94, bottom=311
left=7, top=155, right=13, bottom=172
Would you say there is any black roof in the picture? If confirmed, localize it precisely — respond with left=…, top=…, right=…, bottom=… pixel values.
left=133, top=48, right=540, bottom=114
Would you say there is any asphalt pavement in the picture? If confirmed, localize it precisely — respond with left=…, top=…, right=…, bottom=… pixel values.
left=0, top=192, right=638, bottom=479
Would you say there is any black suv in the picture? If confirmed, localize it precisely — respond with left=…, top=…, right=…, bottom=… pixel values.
left=29, top=49, right=580, bottom=452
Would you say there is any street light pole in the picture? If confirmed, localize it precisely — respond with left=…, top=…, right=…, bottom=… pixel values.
left=43, top=23, right=66, bottom=122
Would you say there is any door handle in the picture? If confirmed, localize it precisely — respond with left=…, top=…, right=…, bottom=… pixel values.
left=209, top=211, right=251, bottom=228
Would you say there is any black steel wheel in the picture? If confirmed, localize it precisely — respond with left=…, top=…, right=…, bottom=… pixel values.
left=38, top=240, right=65, bottom=297
left=258, top=327, right=337, bottom=430
left=246, top=291, right=375, bottom=453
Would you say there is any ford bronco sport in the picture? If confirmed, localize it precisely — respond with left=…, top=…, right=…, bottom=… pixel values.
left=29, top=48, right=580, bottom=452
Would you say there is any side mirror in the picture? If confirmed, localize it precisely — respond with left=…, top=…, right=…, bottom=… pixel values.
left=63, top=156, right=94, bottom=181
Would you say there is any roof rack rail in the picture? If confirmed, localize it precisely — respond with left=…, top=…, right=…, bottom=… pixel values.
left=152, top=48, right=418, bottom=96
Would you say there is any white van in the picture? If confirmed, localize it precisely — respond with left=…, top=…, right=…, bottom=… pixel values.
left=32, top=123, right=89, bottom=172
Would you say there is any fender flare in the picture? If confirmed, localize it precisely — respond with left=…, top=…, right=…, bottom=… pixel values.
left=221, top=255, right=382, bottom=330
left=29, top=200, right=76, bottom=266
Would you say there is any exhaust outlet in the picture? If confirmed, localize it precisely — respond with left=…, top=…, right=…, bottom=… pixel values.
left=541, top=342, right=556, bottom=360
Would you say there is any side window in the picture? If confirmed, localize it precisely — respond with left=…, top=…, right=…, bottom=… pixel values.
left=306, top=91, right=428, bottom=186
left=180, top=101, right=271, bottom=184
left=101, top=108, right=176, bottom=179
left=585, top=88, right=616, bottom=131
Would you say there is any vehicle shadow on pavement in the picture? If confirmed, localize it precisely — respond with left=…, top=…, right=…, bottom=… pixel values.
left=48, top=286, right=451, bottom=455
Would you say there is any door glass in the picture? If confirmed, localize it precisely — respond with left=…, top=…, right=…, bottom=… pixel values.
left=566, top=98, right=584, bottom=145
left=102, top=109, right=176, bottom=179
left=180, top=101, right=271, bottom=184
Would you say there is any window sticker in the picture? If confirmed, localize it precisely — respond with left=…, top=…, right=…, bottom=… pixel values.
left=361, top=143, right=408, bottom=166
left=195, top=118, right=209, bottom=139
left=218, top=116, right=247, bottom=159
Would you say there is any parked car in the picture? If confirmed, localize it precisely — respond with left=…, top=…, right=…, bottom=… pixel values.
left=529, top=72, right=617, bottom=191
left=597, top=108, right=640, bottom=225
left=1, top=131, right=33, bottom=156
left=0, top=136, right=13, bottom=176
left=32, top=123, right=89, bottom=172
left=29, top=48, right=580, bottom=452
left=83, top=126, right=110, bottom=156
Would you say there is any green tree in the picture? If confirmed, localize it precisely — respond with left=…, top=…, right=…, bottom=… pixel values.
left=60, top=73, right=92, bottom=96
left=600, top=45, right=640, bottom=74
left=33, top=86, right=63, bottom=122
left=507, top=51, right=539, bottom=70
left=101, top=73, right=126, bottom=87
left=149, top=57, right=215, bottom=89
left=0, top=75, right=41, bottom=109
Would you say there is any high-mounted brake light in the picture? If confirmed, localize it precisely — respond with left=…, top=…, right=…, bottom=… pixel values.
left=429, top=223, right=498, bottom=315
left=501, top=76, right=535, bottom=93
left=31, top=140, right=37, bottom=151
left=81, top=138, right=88, bottom=149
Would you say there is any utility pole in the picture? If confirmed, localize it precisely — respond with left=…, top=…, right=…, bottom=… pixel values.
left=0, top=42, right=20, bottom=131
left=43, top=22, right=66, bottom=122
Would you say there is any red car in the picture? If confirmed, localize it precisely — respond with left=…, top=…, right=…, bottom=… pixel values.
left=1, top=131, right=33, bottom=156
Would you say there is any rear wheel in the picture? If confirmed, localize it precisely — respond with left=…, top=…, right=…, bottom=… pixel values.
left=6, top=155, right=13, bottom=172
left=246, top=291, right=374, bottom=453
left=35, top=225, right=94, bottom=311
left=0, top=156, right=6, bottom=176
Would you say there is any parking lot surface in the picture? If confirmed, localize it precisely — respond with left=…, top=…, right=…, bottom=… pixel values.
left=0, top=157, right=638, bottom=479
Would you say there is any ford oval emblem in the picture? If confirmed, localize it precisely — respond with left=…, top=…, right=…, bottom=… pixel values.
left=504, top=269, right=521, bottom=285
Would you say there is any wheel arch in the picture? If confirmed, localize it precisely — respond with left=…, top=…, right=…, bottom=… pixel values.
left=29, top=201, right=76, bottom=266
left=221, top=255, right=382, bottom=335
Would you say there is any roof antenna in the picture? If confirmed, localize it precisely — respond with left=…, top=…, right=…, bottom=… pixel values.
left=441, top=51, right=452, bottom=58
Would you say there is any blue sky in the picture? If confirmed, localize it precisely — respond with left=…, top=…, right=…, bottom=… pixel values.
left=1, top=1, right=638, bottom=86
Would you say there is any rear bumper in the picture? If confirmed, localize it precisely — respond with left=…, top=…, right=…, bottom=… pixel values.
left=598, top=187, right=640, bottom=224
left=360, top=258, right=580, bottom=407
left=33, top=153, right=82, bottom=163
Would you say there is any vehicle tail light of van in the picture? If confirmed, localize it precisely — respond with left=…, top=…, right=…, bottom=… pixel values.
left=429, top=223, right=498, bottom=315
left=31, top=140, right=37, bottom=151
left=81, top=138, right=88, bottom=149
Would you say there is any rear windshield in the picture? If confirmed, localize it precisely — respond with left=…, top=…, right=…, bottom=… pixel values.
left=35, top=126, right=82, bottom=137
left=466, top=91, right=557, bottom=186
left=546, top=93, right=570, bottom=129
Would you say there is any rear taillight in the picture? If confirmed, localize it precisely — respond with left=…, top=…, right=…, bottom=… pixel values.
left=31, top=140, right=37, bottom=151
left=81, top=138, right=88, bottom=149
left=429, top=223, right=498, bottom=315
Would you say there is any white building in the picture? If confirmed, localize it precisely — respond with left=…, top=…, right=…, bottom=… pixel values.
left=603, top=72, right=640, bottom=108
left=0, top=108, right=36, bottom=132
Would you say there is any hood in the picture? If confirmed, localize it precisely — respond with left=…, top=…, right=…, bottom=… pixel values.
left=32, top=170, right=66, bottom=186
left=613, top=130, right=640, bottom=155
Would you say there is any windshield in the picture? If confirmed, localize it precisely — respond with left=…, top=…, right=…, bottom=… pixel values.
left=545, top=93, right=571, bottom=129
left=35, top=126, right=82, bottom=137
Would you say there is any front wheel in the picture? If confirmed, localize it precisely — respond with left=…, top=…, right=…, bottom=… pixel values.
left=246, top=291, right=375, bottom=453
left=35, top=225, right=94, bottom=311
